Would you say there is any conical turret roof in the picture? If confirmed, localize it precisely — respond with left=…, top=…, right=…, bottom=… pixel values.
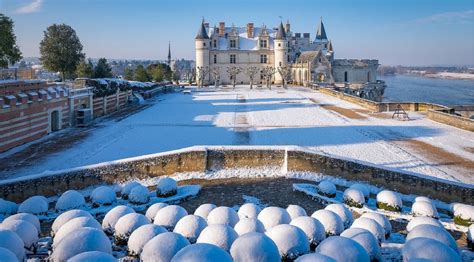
left=195, top=19, right=209, bottom=40
left=316, top=18, right=327, bottom=40
left=275, top=21, right=286, bottom=40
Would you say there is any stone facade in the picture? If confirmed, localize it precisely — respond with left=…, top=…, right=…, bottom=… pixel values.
left=195, top=19, right=383, bottom=89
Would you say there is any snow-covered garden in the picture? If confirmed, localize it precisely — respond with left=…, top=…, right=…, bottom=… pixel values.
left=0, top=172, right=473, bottom=261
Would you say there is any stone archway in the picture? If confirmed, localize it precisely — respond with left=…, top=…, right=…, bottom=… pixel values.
left=50, top=110, right=60, bottom=132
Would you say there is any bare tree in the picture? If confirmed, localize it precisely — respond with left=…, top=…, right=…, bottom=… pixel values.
left=245, top=66, right=260, bottom=89
left=277, top=66, right=292, bottom=89
left=211, top=67, right=221, bottom=88
left=196, top=66, right=209, bottom=88
left=226, top=66, right=243, bottom=89
left=261, top=66, right=276, bottom=90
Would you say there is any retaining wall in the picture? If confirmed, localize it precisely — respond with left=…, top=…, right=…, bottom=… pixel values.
left=0, top=146, right=472, bottom=205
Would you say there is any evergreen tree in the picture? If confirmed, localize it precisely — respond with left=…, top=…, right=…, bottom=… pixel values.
left=0, top=13, right=22, bottom=68
left=147, top=63, right=172, bottom=82
left=94, top=58, right=112, bottom=78
left=76, top=58, right=94, bottom=78
left=123, top=67, right=134, bottom=80
left=39, top=24, right=84, bottom=81
left=134, top=65, right=150, bottom=82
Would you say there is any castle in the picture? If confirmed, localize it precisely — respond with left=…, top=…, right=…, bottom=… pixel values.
left=195, top=19, right=385, bottom=98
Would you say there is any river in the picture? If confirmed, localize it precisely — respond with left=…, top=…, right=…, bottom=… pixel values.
left=380, top=75, right=474, bottom=106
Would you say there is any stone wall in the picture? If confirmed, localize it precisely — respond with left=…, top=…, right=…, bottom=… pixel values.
left=428, top=110, right=474, bottom=132
left=0, top=146, right=472, bottom=205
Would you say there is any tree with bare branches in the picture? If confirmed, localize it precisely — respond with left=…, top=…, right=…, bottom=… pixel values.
left=277, top=66, right=292, bottom=89
left=226, top=66, right=243, bottom=89
left=245, top=66, right=260, bottom=89
left=211, top=67, right=221, bottom=88
left=196, top=66, right=209, bottom=87
left=261, top=66, right=276, bottom=90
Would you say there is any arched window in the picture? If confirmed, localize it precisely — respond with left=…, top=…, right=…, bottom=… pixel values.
left=344, top=71, right=348, bottom=82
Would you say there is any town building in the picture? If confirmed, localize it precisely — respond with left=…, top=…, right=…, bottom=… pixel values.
left=195, top=18, right=385, bottom=97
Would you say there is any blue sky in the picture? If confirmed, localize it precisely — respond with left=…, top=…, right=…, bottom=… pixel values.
left=1, top=0, right=473, bottom=66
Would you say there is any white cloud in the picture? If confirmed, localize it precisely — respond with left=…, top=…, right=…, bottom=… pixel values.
left=16, top=0, right=44, bottom=14
left=413, top=10, right=474, bottom=24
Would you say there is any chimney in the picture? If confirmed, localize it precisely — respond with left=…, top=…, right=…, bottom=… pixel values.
left=219, top=22, right=225, bottom=37
left=303, top=33, right=310, bottom=38
left=247, top=23, right=254, bottom=38
left=285, top=20, right=290, bottom=33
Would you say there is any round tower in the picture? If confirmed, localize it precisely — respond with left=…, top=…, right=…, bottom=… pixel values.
left=274, top=22, right=288, bottom=84
left=195, top=20, right=210, bottom=85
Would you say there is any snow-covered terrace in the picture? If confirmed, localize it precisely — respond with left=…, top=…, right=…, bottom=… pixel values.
left=0, top=86, right=473, bottom=185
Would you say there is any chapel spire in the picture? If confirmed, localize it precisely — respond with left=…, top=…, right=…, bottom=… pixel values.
left=316, top=17, right=328, bottom=41
left=167, top=42, right=171, bottom=66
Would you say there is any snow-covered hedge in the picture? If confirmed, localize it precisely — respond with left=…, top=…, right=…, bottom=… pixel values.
left=3, top=213, right=40, bottom=232
left=237, top=203, right=261, bottom=219
left=55, top=190, right=85, bottom=211
left=127, top=224, right=166, bottom=256
left=290, top=216, right=326, bottom=248
left=343, top=188, right=365, bottom=208
left=234, top=218, right=265, bottom=235
left=311, top=210, right=344, bottom=236
left=341, top=227, right=381, bottom=261
left=453, top=204, right=474, bottom=226
left=18, top=195, right=48, bottom=215
left=102, top=205, right=135, bottom=234
left=295, top=253, right=336, bottom=262
left=0, top=229, right=25, bottom=261
left=128, top=184, right=150, bottom=205
left=360, top=212, right=392, bottom=237
left=349, top=183, right=370, bottom=201
left=411, top=200, right=438, bottom=218
left=196, top=224, right=238, bottom=251
left=0, top=199, right=18, bottom=215
left=145, top=203, right=168, bottom=221
left=156, top=177, right=178, bottom=197
left=230, top=232, right=280, bottom=262
left=153, top=205, right=188, bottom=230
left=350, top=217, right=385, bottom=243
left=257, top=206, right=291, bottom=231
left=266, top=224, right=310, bottom=260
left=318, top=181, right=337, bottom=198
left=194, top=203, right=216, bottom=220
left=51, top=210, right=92, bottom=237
left=207, top=206, right=239, bottom=227
left=376, top=190, right=402, bottom=212
left=173, top=215, right=207, bottom=243
left=121, top=181, right=141, bottom=200
left=402, top=238, right=461, bottom=262
left=90, top=186, right=116, bottom=207
left=68, top=251, right=117, bottom=262
left=316, top=236, right=370, bottom=262
left=406, top=216, right=443, bottom=232
left=171, top=243, right=233, bottom=262
left=325, top=203, right=353, bottom=229
left=141, top=232, right=190, bottom=262
left=406, top=224, right=459, bottom=254
left=51, top=227, right=112, bottom=262
left=0, top=247, right=18, bottom=262
left=114, top=213, right=149, bottom=245
left=53, top=216, right=102, bottom=248
left=286, top=205, right=307, bottom=220
left=0, top=219, right=39, bottom=249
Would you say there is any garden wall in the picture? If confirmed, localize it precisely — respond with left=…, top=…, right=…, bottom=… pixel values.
left=0, top=146, right=472, bottom=205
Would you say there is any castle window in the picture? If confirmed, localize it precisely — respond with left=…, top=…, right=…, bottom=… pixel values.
left=214, top=54, right=217, bottom=64
left=213, top=39, right=217, bottom=48
left=230, top=39, right=236, bottom=48
left=287, top=55, right=290, bottom=62
left=230, top=54, right=236, bottom=64
left=367, top=71, right=371, bottom=82
left=260, top=40, right=268, bottom=48
left=279, top=61, right=282, bottom=67
left=344, top=71, right=348, bottom=82
left=260, top=54, right=267, bottom=64
left=203, top=42, right=206, bottom=47
left=278, top=43, right=281, bottom=47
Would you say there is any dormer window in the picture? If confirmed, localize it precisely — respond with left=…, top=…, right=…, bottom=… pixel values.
left=213, top=39, right=217, bottom=48
left=230, top=40, right=236, bottom=48
left=260, top=40, right=267, bottom=48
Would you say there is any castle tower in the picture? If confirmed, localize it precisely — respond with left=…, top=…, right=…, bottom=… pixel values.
left=167, top=42, right=171, bottom=66
left=195, top=19, right=210, bottom=85
left=315, top=17, right=329, bottom=44
left=274, top=21, right=288, bottom=84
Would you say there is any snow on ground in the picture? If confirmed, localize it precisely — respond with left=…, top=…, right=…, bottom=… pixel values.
left=1, top=86, right=473, bottom=184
